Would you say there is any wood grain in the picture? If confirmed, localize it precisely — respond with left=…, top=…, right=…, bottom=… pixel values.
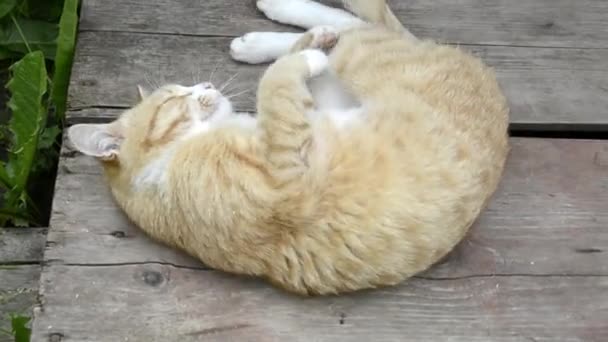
left=31, top=264, right=608, bottom=342
left=0, top=229, right=45, bottom=340
left=66, top=32, right=608, bottom=127
left=0, top=228, right=46, bottom=264
left=46, top=138, right=608, bottom=278
left=0, top=266, right=41, bottom=341
left=29, top=0, right=608, bottom=340
left=79, top=0, right=608, bottom=49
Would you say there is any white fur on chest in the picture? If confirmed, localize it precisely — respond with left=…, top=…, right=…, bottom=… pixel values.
left=308, top=71, right=365, bottom=129
left=133, top=149, right=175, bottom=190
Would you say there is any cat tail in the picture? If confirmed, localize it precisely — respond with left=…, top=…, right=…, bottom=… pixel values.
left=256, top=52, right=317, bottom=187
left=341, top=0, right=416, bottom=40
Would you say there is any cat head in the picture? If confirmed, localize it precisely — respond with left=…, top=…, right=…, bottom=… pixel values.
left=68, top=82, right=234, bottom=169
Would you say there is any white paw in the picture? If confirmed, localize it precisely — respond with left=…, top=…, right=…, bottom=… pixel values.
left=257, top=0, right=316, bottom=28
left=230, top=32, right=284, bottom=64
left=256, top=0, right=295, bottom=21
left=300, top=49, right=329, bottom=77
left=309, top=26, right=339, bottom=50
left=258, top=0, right=363, bottom=30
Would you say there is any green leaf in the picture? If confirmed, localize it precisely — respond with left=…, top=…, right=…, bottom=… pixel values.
left=51, top=0, right=78, bottom=120
left=31, top=125, right=60, bottom=174
left=5, top=50, right=47, bottom=207
left=0, top=0, right=16, bottom=19
left=0, top=207, right=33, bottom=223
left=0, top=46, right=19, bottom=60
left=0, top=17, right=58, bottom=58
left=17, top=0, right=64, bottom=22
left=0, top=162, right=13, bottom=189
left=38, top=125, right=60, bottom=149
left=10, top=315, right=31, bottom=342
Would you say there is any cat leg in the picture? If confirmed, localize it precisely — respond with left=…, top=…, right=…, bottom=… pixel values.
left=255, top=0, right=416, bottom=41
left=290, top=26, right=362, bottom=111
left=230, top=26, right=338, bottom=64
left=256, top=49, right=328, bottom=182
left=230, top=32, right=304, bottom=64
left=341, top=0, right=417, bottom=40
left=256, top=0, right=364, bottom=30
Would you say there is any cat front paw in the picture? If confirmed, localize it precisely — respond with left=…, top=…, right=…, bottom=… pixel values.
left=230, top=32, right=275, bottom=64
left=299, top=49, right=329, bottom=77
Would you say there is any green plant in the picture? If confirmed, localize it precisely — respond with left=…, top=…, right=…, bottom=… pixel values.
left=0, top=50, right=48, bottom=225
left=0, top=0, right=80, bottom=226
left=52, top=0, right=79, bottom=121
left=0, top=314, right=31, bottom=342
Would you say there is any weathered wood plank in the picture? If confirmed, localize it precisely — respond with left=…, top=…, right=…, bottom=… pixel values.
left=79, top=0, right=608, bottom=49
left=47, top=138, right=608, bottom=277
left=31, top=264, right=608, bottom=342
left=66, top=32, right=608, bottom=127
left=0, top=228, right=46, bottom=264
left=0, top=229, right=44, bottom=340
left=0, top=266, right=41, bottom=341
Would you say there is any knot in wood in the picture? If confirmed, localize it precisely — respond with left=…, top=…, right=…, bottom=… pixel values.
left=142, top=270, right=164, bottom=286
left=79, top=79, right=98, bottom=87
left=49, top=333, right=64, bottom=342
left=542, top=21, right=555, bottom=29
left=110, top=230, right=127, bottom=238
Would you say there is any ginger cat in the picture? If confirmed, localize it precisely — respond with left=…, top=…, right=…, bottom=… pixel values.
left=68, top=0, right=509, bottom=295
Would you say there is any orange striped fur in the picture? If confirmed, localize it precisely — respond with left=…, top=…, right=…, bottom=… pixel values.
left=68, top=0, right=509, bottom=295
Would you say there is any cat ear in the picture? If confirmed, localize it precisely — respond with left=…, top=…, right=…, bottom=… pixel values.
left=67, top=123, right=123, bottom=161
left=137, top=85, right=150, bottom=101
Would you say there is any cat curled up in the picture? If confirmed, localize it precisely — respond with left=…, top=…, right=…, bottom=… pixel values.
left=68, top=0, right=509, bottom=295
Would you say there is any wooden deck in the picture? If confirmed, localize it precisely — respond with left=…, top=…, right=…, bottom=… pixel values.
left=29, top=0, right=608, bottom=341
left=0, top=228, right=45, bottom=342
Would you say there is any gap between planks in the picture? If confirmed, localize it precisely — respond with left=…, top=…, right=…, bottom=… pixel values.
left=66, top=32, right=608, bottom=127
left=78, top=0, right=608, bottom=49
left=30, top=263, right=608, bottom=342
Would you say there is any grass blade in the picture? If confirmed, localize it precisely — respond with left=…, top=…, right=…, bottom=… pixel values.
left=51, top=0, right=79, bottom=121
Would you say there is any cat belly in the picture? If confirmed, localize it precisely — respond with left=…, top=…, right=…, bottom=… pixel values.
left=307, top=70, right=364, bottom=129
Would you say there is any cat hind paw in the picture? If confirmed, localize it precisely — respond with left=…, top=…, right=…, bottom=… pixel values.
left=257, top=0, right=296, bottom=23
left=309, top=26, right=339, bottom=50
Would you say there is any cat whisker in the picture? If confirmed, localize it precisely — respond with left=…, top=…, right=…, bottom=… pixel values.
left=144, top=72, right=159, bottom=89
left=222, top=84, right=241, bottom=95
left=225, top=88, right=253, bottom=99
left=225, top=85, right=253, bottom=96
left=158, top=72, right=167, bottom=87
left=143, top=74, right=153, bottom=89
left=153, top=70, right=163, bottom=88
left=220, top=72, right=240, bottom=92
left=222, top=79, right=249, bottom=95
left=208, top=60, right=221, bottom=83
